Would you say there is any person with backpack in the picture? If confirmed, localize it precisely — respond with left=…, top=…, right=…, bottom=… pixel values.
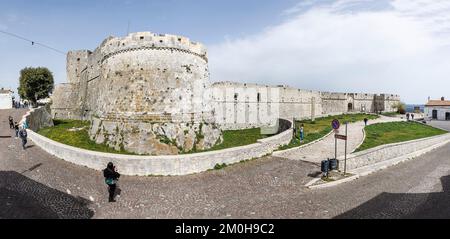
left=22, top=119, right=29, bottom=129
left=19, top=127, right=28, bottom=150
left=103, top=162, right=121, bottom=202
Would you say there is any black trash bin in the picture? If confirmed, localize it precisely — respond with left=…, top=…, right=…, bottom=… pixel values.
left=329, top=158, right=338, bottom=170
left=321, top=160, right=329, bottom=174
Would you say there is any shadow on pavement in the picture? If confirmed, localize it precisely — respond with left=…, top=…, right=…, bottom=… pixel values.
left=335, top=175, right=450, bottom=219
left=0, top=171, right=94, bottom=219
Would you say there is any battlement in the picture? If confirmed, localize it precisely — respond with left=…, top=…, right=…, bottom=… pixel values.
left=97, top=32, right=208, bottom=62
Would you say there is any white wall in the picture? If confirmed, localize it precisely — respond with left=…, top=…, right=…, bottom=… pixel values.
left=0, top=93, right=12, bottom=109
left=425, top=106, right=450, bottom=121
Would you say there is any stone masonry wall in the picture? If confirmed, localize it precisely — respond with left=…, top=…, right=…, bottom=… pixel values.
left=21, top=107, right=54, bottom=132
left=212, top=82, right=401, bottom=130
left=51, top=32, right=222, bottom=155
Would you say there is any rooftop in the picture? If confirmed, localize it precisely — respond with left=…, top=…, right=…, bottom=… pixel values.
left=426, top=98, right=450, bottom=107
left=0, top=88, right=13, bottom=94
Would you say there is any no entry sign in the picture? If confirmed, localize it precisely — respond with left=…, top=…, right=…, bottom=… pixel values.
left=332, top=119, right=340, bottom=130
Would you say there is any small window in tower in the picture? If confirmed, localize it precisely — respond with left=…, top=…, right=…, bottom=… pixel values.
left=160, top=40, right=163, bottom=43
left=77, top=58, right=80, bottom=62
left=257, top=93, right=261, bottom=102
left=178, top=38, right=182, bottom=42
left=140, top=36, right=144, bottom=40
left=234, top=93, right=238, bottom=101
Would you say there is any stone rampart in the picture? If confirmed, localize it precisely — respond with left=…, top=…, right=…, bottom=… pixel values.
left=212, top=82, right=401, bottom=130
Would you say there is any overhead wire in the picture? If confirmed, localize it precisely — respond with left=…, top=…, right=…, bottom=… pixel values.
left=0, top=29, right=66, bottom=55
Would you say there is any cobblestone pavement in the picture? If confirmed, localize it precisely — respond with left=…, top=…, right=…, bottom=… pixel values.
left=275, top=116, right=403, bottom=163
left=1, top=109, right=450, bottom=218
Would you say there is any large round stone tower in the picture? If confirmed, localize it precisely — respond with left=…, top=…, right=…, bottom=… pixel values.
left=51, top=32, right=222, bottom=155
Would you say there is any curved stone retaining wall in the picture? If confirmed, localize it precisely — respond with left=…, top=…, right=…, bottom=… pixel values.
left=23, top=108, right=293, bottom=176
left=338, top=133, right=450, bottom=171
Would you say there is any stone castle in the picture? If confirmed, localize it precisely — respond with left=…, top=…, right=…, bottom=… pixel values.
left=51, top=32, right=400, bottom=155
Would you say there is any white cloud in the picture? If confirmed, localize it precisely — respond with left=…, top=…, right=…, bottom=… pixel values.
left=209, top=0, right=450, bottom=104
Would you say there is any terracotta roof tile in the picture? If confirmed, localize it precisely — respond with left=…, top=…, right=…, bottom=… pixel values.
left=425, top=100, right=450, bottom=106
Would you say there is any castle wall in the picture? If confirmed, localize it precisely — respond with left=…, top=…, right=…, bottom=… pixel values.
left=212, top=83, right=401, bottom=130
left=52, top=32, right=222, bottom=155
left=51, top=31, right=401, bottom=155
left=50, top=83, right=81, bottom=120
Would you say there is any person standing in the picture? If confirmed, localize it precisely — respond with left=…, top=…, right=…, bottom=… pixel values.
left=299, top=124, right=305, bottom=143
left=364, top=118, right=368, bottom=126
left=411, top=114, right=415, bottom=120
left=406, top=113, right=410, bottom=121
left=103, top=162, right=121, bottom=202
left=18, top=127, right=28, bottom=150
left=14, top=122, right=19, bottom=138
left=8, top=116, right=14, bottom=129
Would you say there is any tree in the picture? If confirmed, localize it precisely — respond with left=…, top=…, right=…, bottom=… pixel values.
left=18, top=67, right=54, bottom=107
left=393, top=101, right=406, bottom=114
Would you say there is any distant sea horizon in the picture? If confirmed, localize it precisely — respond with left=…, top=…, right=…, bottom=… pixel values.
left=405, top=104, right=424, bottom=113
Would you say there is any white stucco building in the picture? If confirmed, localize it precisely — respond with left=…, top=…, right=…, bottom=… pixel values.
left=0, top=88, right=13, bottom=109
left=425, top=97, right=450, bottom=121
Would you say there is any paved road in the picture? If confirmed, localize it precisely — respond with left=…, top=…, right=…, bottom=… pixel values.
left=1, top=109, right=450, bottom=218
left=276, top=116, right=403, bottom=163
left=426, top=120, right=450, bottom=132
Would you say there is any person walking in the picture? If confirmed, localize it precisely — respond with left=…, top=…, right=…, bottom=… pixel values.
left=364, top=118, right=368, bottom=126
left=103, top=162, right=121, bottom=202
left=8, top=116, right=14, bottom=129
left=18, top=127, right=28, bottom=150
left=14, top=122, right=19, bottom=138
left=406, top=113, right=410, bottom=121
left=411, top=113, right=415, bottom=120
left=22, top=119, right=29, bottom=129
left=299, top=124, right=305, bottom=143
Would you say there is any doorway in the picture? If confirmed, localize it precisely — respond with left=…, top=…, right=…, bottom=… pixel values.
left=432, top=110, right=438, bottom=120
left=348, top=103, right=353, bottom=112
left=446, top=112, right=450, bottom=121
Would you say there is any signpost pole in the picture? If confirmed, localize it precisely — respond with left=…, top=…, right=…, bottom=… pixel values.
left=344, top=122, right=348, bottom=175
left=335, top=136, right=337, bottom=160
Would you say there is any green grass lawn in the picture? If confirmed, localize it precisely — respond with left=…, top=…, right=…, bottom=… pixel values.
left=355, top=121, right=447, bottom=152
left=279, top=113, right=379, bottom=150
left=381, top=112, right=401, bottom=117
left=38, top=119, right=266, bottom=155
left=38, top=119, right=134, bottom=154
left=185, top=127, right=267, bottom=154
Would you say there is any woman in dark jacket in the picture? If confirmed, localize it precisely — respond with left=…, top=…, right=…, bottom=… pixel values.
left=103, top=162, right=120, bottom=202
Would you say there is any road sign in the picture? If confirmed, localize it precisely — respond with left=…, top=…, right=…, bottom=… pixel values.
left=332, top=119, right=340, bottom=130
left=335, top=134, right=347, bottom=140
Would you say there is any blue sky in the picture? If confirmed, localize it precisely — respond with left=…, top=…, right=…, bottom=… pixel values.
left=1, top=0, right=450, bottom=104
left=0, top=0, right=297, bottom=93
